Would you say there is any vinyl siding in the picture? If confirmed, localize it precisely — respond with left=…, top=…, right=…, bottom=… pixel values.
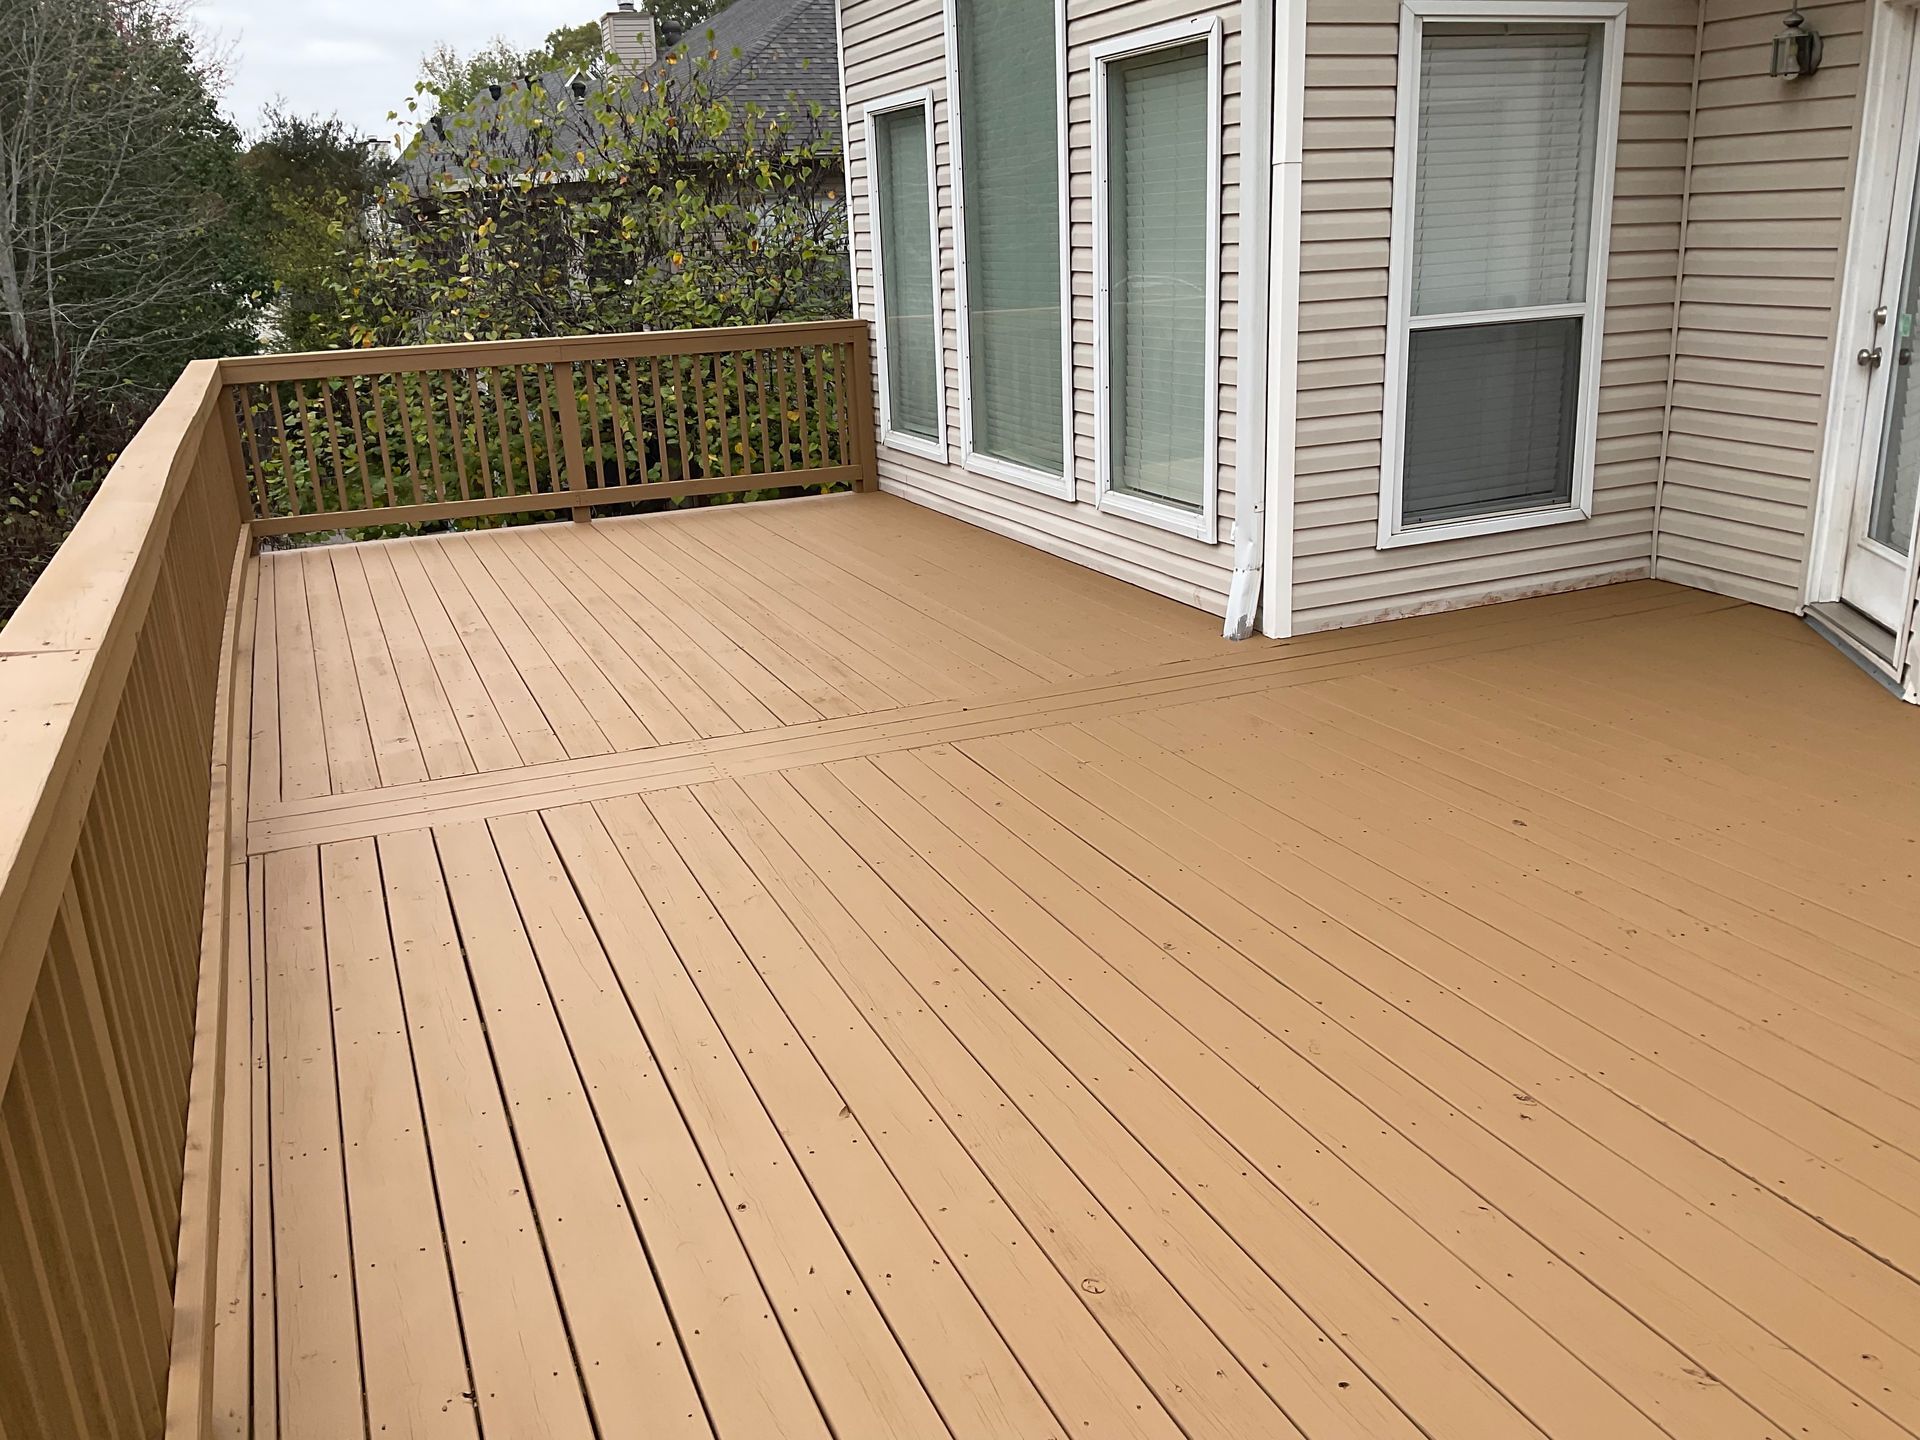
left=842, top=0, right=1246, bottom=615
left=1289, top=0, right=1695, bottom=633
left=1657, top=0, right=1867, bottom=607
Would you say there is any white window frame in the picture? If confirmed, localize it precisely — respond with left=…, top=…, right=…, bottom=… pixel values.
left=941, top=0, right=1076, bottom=500
left=1377, top=0, right=1626, bottom=550
left=863, top=88, right=948, bottom=464
left=1090, top=17, right=1224, bottom=543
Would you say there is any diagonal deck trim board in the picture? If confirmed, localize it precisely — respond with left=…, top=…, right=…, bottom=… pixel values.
left=246, top=587, right=1742, bottom=853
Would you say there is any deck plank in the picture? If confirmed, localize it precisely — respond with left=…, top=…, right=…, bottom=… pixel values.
left=431, top=819, right=711, bottom=1437
left=316, top=841, right=472, bottom=1437
left=230, top=496, right=1920, bottom=1440
left=260, top=849, right=362, bottom=1438
left=376, top=830, right=596, bottom=1440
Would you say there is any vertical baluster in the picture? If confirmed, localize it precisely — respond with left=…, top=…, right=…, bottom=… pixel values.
left=412, top=372, right=444, bottom=503
left=754, top=351, right=773, bottom=476
left=316, top=379, right=350, bottom=511
left=645, top=357, right=668, bottom=481
left=267, top=384, right=299, bottom=515
left=511, top=367, right=541, bottom=493
left=811, top=346, right=831, bottom=471
left=775, top=349, right=796, bottom=471
left=836, top=343, right=854, bottom=467
left=712, top=353, right=734, bottom=480
left=732, top=351, right=752, bottom=477
left=370, top=375, right=396, bottom=507
left=343, top=376, right=370, bottom=508
left=626, top=358, right=648, bottom=485
left=535, top=365, right=563, bottom=495
left=292, top=382, right=326, bottom=512
left=690, top=353, right=712, bottom=478
left=239, top=387, right=268, bottom=516
left=491, top=366, right=519, bottom=497
left=603, top=361, right=630, bottom=487
left=393, top=366, right=420, bottom=503
left=478, top=366, right=506, bottom=503
left=443, top=370, right=471, bottom=501
left=580, top=360, right=605, bottom=488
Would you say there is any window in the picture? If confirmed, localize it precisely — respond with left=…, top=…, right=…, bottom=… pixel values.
left=866, top=91, right=944, bottom=458
left=945, top=0, right=1073, bottom=495
left=1380, top=2, right=1624, bottom=548
left=1092, top=20, right=1222, bottom=540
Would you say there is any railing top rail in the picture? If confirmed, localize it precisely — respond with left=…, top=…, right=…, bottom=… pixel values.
left=217, top=317, right=868, bottom=385
left=0, top=359, right=226, bottom=1074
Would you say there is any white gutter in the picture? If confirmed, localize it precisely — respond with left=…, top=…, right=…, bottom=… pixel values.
left=1222, top=0, right=1277, bottom=638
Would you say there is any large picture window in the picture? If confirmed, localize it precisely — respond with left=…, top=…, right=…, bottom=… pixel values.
left=1091, top=20, right=1222, bottom=540
left=866, top=92, right=944, bottom=458
left=1380, top=2, right=1624, bottom=548
left=945, top=0, right=1072, bottom=495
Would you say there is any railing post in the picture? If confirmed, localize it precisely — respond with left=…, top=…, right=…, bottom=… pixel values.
left=554, top=362, right=592, bottom=522
left=847, top=325, right=881, bottom=493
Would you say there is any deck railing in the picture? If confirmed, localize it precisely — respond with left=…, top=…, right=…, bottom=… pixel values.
left=0, top=318, right=879, bottom=1439
left=222, top=318, right=877, bottom=535
left=0, top=360, right=252, bottom=1438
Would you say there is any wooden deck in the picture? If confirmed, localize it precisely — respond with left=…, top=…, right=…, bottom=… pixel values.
left=230, top=493, right=1920, bottom=1440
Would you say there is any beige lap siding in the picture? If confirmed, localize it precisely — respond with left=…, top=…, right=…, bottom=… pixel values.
left=1290, top=0, right=1696, bottom=633
left=1657, top=0, right=1866, bottom=608
left=843, top=0, right=1245, bottom=616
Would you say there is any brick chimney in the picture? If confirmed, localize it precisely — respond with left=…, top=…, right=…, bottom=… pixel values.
left=599, top=2, right=658, bottom=67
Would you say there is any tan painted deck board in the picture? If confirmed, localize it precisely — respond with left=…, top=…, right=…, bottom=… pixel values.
left=230, top=493, right=1920, bottom=1440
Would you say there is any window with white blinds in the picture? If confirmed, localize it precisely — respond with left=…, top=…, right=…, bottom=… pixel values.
left=1096, top=33, right=1218, bottom=533
left=870, top=98, right=941, bottom=451
left=949, top=0, right=1068, bottom=486
left=1382, top=8, right=1620, bottom=546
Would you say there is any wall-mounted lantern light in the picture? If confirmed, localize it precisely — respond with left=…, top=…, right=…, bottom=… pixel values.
left=1770, top=7, right=1823, bottom=79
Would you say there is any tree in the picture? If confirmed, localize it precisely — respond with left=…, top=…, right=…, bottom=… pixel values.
left=342, top=46, right=846, bottom=348
left=0, top=0, right=259, bottom=619
left=0, top=0, right=260, bottom=399
left=244, top=107, right=396, bottom=351
left=419, top=23, right=609, bottom=115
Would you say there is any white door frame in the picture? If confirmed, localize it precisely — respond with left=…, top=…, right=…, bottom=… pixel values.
left=1809, top=0, right=1920, bottom=678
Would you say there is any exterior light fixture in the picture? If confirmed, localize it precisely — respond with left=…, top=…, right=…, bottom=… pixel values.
left=1770, top=7, right=1822, bottom=79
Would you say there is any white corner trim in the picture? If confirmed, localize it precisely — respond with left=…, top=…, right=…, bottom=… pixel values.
left=861, top=88, right=949, bottom=461
left=831, top=0, right=856, bottom=318
left=1259, top=0, right=1308, bottom=639
left=940, top=0, right=1076, bottom=501
left=1089, top=17, right=1224, bottom=547
left=1376, top=0, right=1628, bottom=551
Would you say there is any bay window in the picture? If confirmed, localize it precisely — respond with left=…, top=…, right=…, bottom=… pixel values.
left=1380, top=2, right=1625, bottom=547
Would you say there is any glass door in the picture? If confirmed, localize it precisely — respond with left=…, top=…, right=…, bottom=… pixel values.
left=1844, top=24, right=1920, bottom=630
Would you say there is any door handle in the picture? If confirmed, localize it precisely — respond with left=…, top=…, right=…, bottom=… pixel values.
left=1860, top=346, right=1885, bottom=369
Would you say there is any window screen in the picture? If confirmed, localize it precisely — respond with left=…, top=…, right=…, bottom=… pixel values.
left=1105, top=41, right=1210, bottom=513
left=1399, top=22, right=1603, bottom=529
left=953, top=0, right=1065, bottom=474
left=873, top=105, right=939, bottom=443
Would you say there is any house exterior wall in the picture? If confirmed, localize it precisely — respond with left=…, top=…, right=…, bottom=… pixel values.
left=1286, top=0, right=1696, bottom=633
left=841, top=0, right=1247, bottom=616
left=1656, top=0, right=1868, bottom=609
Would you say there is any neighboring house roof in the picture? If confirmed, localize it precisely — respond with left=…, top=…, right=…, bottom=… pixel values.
left=403, top=0, right=840, bottom=192
left=679, top=0, right=840, bottom=134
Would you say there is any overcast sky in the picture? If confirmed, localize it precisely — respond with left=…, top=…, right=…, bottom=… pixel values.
left=195, top=0, right=597, bottom=143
